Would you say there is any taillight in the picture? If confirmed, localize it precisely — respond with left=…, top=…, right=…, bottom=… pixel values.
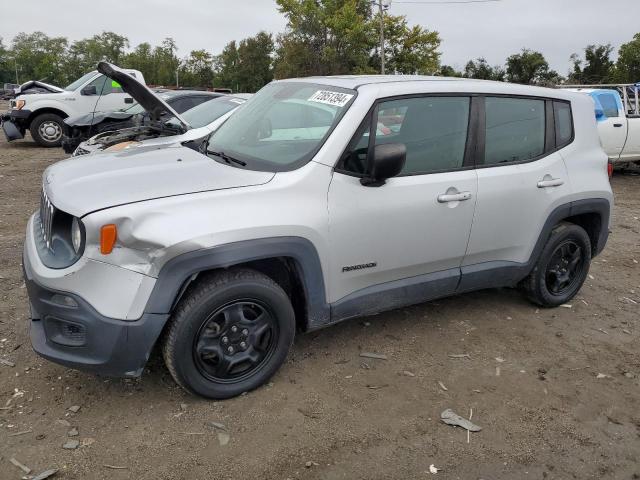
left=607, top=161, right=613, bottom=179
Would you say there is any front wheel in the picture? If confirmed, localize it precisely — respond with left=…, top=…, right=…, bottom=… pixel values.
left=30, top=113, right=65, bottom=147
left=522, top=222, right=591, bottom=307
left=162, top=269, right=295, bottom=399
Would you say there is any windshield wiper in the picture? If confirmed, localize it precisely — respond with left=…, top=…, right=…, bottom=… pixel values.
left=207, top=150, right=247, bottom=167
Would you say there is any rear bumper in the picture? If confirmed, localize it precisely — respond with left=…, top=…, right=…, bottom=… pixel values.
left=24, top=259, right=168, bottom=377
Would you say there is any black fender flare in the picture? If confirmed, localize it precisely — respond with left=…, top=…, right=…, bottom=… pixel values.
left=144, top=237, right=330, bottom=330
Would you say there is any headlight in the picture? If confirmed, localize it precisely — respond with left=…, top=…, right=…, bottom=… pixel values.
left=12, top=99, right=26, bottom=110
left=71, top=217, right=83, bottom=254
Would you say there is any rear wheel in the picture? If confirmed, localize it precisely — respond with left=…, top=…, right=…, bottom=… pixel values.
left=30, top=113, right=65, bottom=147
left=162, top=269, right=295, bottom=399
left=522, top=222, right=591, bottom=307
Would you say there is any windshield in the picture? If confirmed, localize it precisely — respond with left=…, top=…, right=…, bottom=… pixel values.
left=64, top=72, right=97, bottom=91
left=166, top=97, right=244, bottom=129
left=207, top=82, right=356, bottom=171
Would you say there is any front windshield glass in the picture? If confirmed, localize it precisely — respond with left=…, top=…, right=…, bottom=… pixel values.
left=166, top=97, right=244, bottom=129
left=207, top=82, right=356, bottom=171
left=65, top=72, right=97, bottom=91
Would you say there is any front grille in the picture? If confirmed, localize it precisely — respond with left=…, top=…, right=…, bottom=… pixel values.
left=39, top=187, right=56, bottom=250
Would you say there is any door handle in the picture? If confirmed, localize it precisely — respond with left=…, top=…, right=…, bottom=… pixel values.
left=613, top=123, right=623, bottom=127
left=124, top=97, right=134, bottom=104
left=537, top=178, right=564, bottom=188
left=437, top=191, right=472, bottom=203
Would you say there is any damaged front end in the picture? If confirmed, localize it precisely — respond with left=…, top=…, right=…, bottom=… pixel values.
left=73, top=124, right=183, bottom=157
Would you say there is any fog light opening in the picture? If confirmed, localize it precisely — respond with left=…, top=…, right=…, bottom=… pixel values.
left=50, top=294, right=79, bottom=308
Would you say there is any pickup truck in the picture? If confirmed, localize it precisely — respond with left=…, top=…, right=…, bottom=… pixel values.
left=566, top=86, right=640, bottom=166
left=1, top=68, right=144, bottom=147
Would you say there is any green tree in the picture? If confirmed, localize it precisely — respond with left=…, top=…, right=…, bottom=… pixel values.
left=214, top=40, right=240, bottom=90
left=0, top=37, right=15, bottom=84
left=123, top=42, right=155, bottom=82
left=65, top=32, right=129, bottom=80
left=568, top=44, right=614, bottom=84
left=463, top=57, right=504, bottom=81
left=153, top=38, right=180, bottom=86
left=506, top=49, right=552, bottom=85
left=372, top=14, right=441, bottom=75
left=10, top=32, right=68, bottom=85
left=614, top=33, right=640, bottom=83
left=179, top=49, right=215, bottom=88
left=274, top=0, right=375, bottom=77
left=439, top=65, right=462, bottom=77
left=235, top=32, right=274, bottom=92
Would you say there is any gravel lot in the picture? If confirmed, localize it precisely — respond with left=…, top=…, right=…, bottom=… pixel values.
left=1, top=102, right=639, bottom=479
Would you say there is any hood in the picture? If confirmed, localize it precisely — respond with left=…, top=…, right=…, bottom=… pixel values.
left=97, top=62, right=189, bottom=130
left=15, top=80, right=64, bottom=95
left=44, top=145, right=274, bottom=217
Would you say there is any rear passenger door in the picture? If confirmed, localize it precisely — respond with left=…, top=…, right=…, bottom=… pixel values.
left=461, top=96, right=573, bottom=285
left=327, top=95, right=478, bottom=304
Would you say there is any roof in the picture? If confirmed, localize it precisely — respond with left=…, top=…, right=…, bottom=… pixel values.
left=277, top=75, right=586, bottom=102
left=277, top=74, right=464, bottom=89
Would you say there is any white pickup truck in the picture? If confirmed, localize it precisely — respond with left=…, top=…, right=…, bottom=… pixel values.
left=2, top=68, right=144, bottom=147
left=565, top=85, right=640, bottom=166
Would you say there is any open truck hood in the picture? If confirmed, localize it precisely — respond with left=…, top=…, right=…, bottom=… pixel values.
left=97, top=62, right=190, bottom=131
left=44, top=144, right=274, bottom=217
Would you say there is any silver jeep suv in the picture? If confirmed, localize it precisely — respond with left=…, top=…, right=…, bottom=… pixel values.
left=23, top=69, right=613, bottom=399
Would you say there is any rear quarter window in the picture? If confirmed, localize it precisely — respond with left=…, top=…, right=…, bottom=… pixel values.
left=553, top=101, right=573, bottom=148
left=597, top=93, right=619, bottom=118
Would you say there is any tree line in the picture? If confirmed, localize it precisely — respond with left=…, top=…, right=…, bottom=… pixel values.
left=1, top=0, right=639, bottom=93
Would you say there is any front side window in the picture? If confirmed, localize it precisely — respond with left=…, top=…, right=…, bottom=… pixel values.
left=207, top=82, right=356, bottom=171
left=597, top=93, right=619, bottom=118
left=65, top=72, right=97, bottom=91
left=483, top=97, right=545, bottom=165
left=83, top=75, right=123, bottom=96
left=341, top=96, right=471, bottom=175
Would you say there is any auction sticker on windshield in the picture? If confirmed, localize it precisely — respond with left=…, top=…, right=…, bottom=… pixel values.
left=308, top=90, right=354, bottom=107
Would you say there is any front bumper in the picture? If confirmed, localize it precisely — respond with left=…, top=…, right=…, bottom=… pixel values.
left=1, top=109, right=29, bottom=141
left=23, top=213, right=167, bottom=377
left=24, top=258, right=168, bottom=377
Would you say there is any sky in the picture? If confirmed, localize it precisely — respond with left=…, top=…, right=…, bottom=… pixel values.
left=1, top=0, right=639, bottom=75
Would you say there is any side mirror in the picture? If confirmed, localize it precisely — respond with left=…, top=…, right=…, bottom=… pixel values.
left=361, top=143, right=406, bottom=187
left=81, top=85, right=97, bottom=96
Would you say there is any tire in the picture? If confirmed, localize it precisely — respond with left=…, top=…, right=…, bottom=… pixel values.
left=162, top=268, right=295, bottom=399
left=30, top=113, right=65, bottom=147
left=522, top=222, right=591, bottom=307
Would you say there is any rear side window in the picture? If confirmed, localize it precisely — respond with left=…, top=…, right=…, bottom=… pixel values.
left=597, top=93, right=619, bottom=118
left=483, top=97, right=545, bottom=165
left=341, top=96, right=470, bottom=175
left=554, top=101, right=573, bottom=148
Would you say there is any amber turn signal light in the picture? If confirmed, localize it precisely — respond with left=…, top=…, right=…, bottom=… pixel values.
left=100, top=224, right=117, bottom=254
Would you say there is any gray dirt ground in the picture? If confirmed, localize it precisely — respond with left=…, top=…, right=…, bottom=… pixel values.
left=0, top=100, right=639, bottom=479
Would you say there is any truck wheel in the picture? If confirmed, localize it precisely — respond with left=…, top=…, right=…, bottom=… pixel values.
left=30, top=113, right=65, bottom=147
left=162, top=268, right=295, bottom=399
left=522, top=222, right=591, bottom=307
